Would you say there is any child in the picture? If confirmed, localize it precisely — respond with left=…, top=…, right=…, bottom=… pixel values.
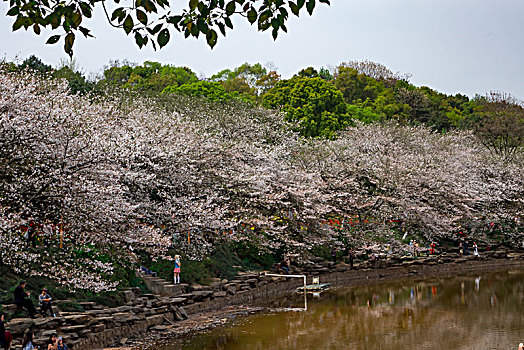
left=173, top=255, right=181, bottom=284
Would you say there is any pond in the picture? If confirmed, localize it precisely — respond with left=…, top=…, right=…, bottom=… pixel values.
left=161, top=270, right=524, bottom=349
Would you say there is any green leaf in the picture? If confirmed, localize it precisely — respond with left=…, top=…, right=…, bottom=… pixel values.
left=289, top=2, right=299, bottom=16
left=206, top=28, right=217, bottom=48
left=78, top=26, right=93, bottom=37
left=147, top=23, right=162, bottom=34
left=306, top=0, right=315, bottom=15
left=33, top=23, right=40, bottom=34
left=224, top=17, right=233, bottom=29
left=190, top=21, right=199, bottom=36
left=225, top=1, right=235, bottom=15
left=111, top=8, right=124, bottom=21
left=46, top=34, right=60, bottom=44
left=49, top=13, right=60, bottom=29
left=143, top=0, right=157, bottom=13
left=247, top=8, right=257, bottom=24
left=123, top=15, right=133, bottom=34
left=157, top=28, right=170, bottom=47
left=71, top=12, right=82, bottom=27
left=272, top=27, right=278, bottom=40
left=271, top=18, right=279, bottom=30
left=297, top=0, right=305, bottom=8
left=217, top=22, right=225, bottom=36
left=7, top=6, right=19, bottom=16
left=167, top=15, right=183, bottom=30
left=197, top=18, right=208, bottom=33
left=135, top=32, right=145, bottom=48
left=12, top=17, right=25, bottom=31
left=79, top=3, right=92, bottom=18
left=189, top=0, right=198, bottom=9
left=136, top=9, right=147, bottom=24
left=64, top=32, right=75, bottom=57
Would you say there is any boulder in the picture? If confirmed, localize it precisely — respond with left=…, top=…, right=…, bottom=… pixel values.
left=169, top=298, right=187, bottom=306
left=96, top=316, right=116, bottom=325
left=63, top=314, right=89, bottom=325
left=192, top=291, right=213, bottom=302
left=171, top=306, right=187, bottom=321
left=91, top=323, right=106, bottom=333
left=113, top=312, right=137, bottom=324
left=60, top=325, right=86, bottom=333
left=5, top=318, right=34, bottom=336
left=224, top=285, right=237, bottom=295
left=124, top=290, right=136, bottom=302
left=245, top=279, right=258, bottom=287
left=114, top=305, right=131, bottom=313
left=213, top=291, right=227, bottom=298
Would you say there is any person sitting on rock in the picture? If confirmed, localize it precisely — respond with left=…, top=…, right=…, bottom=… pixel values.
left=22, top=331, right=38, bottom=350
left=38, top=288, right=55, bottom=317
left=14, top=281, right=37, bottom=318
left=47, top=333, right=58, bottom=350
left=56, top=337, right=67, bottom=350
left=0, top=313, right=13, bottom=350
left=280, top=257, right=290, bottom=274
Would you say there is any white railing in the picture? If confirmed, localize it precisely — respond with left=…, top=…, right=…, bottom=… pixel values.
left=264, top=273, right=307, bottom=311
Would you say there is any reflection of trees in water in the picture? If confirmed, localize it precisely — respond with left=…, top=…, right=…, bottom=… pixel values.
left=177, top=271, right=524, bottom=350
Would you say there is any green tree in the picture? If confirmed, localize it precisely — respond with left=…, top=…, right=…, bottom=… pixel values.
left=163, top=80, right=250, bottom=102
left=19, top=55, right=53, bottom=74
left=475, top=92, right=524, bottom=158
left=334, top=66, right=385, bottom=104
left=210, top=62, right=270, bottom=100
left=263, top=76, right=349, bottom=138
left=296, top=66, right=319, bottom=78
left=99, top=61, right=198, bottom=93
left=53, top=66, right=94, bottom=95
left=318, top=66, right=333, bottom=81
left=5, top=0, right=331, bottom=56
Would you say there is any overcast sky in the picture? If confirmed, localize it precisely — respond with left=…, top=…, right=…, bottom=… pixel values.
left=1, top=0, right=523, bottom=100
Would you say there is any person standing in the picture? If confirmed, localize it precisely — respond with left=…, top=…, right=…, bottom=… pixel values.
left=430, top=242, right=436, bottom=255
left=26, top=221, right=38, bottom=248
left=14, top=281, right=36, bottom=318
left=39, top=288, right=55, bottom=317
left=463, top=239, right=470, bottom=255
left=473, top=242, right=479, bottom=257
left=173, top=255, right=181, bottom=284
left=0, top=314, right=13, bottom=350
left=348, top=250, right=354, bottom=270
left=331, top=247, right=337, bottom=265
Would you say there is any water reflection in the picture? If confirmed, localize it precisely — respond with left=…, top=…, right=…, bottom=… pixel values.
left=162, top=270, right=524, bottom=350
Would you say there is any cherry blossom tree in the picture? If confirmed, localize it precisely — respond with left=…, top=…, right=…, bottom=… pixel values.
left=1, top=67, right=522, bottom=291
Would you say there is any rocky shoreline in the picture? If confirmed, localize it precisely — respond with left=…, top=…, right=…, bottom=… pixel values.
left=3, top=250, right=524, bottom=350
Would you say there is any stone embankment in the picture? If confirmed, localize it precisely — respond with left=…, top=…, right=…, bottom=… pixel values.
left=3, top=250, right=524, bottom=349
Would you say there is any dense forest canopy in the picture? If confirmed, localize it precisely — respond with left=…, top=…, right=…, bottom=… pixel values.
left=1, top=57, right=522, bottom=291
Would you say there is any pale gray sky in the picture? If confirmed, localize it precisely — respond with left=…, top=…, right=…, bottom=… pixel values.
left=1, top=0, right=523, bottom=100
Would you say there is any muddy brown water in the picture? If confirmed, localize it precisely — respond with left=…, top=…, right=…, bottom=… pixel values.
left=160, top=269, right=524, bottom=349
